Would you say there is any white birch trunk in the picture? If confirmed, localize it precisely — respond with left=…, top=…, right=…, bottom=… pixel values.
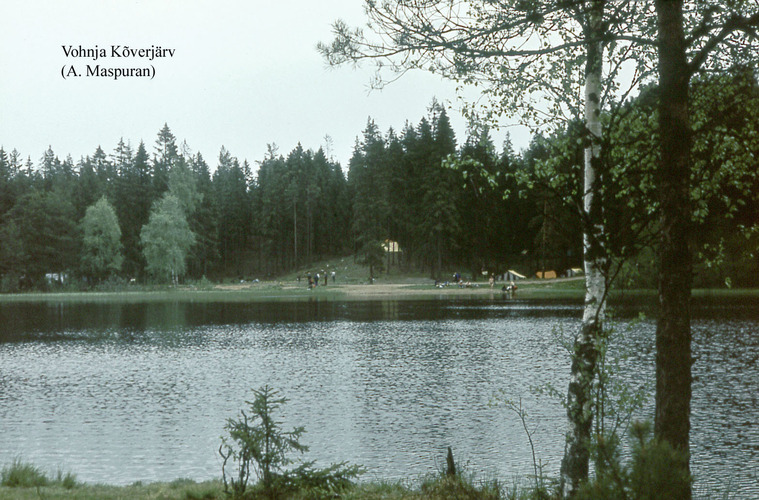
left=582, top=58, right=607, bottom=327
left=560, top=1, right=607, bottom=496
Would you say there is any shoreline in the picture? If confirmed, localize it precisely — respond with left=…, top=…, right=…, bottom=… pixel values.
left=0, top=278, right=756, bottom=303
left=0, top=277, right=582, bottom=302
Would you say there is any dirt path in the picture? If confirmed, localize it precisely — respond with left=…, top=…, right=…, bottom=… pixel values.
left=213, top=281, right=516, bottom=297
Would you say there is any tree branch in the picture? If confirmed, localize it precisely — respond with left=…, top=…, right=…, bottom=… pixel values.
left=688, top=12, right=759, bottom=75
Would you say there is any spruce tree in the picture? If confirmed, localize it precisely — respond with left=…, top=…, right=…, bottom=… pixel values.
left=153, top=123, right=178, bottom=196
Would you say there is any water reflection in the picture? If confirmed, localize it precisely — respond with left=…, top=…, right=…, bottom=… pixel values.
left=0, top=297, right=757, bottom=497
left=0, top=298, right=587, bottom=342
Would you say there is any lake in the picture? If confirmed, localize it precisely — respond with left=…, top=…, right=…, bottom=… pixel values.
left=0, top=295, right=757, bottom=496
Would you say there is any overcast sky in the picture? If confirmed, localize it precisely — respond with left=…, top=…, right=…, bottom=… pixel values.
left=0, top=0, right=528, bottom=172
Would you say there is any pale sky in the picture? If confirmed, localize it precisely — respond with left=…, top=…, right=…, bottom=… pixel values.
left=0, top=0, right=528, bottom=171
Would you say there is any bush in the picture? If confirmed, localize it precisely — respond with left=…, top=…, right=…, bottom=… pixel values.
left=56, top=468, right=79, bottom=489
left=421, top=473, right=502, bottom=500
left=0, top=274, right=21, bottom=293
left=0, top=459, right=79, bottom=490
left=219, top=385, right=363, bottom=499
left=93, top=275, right=129, bottom=292
left=576, top=421, right=691, bottom=500
left=1, top=459, right=49, bottom=488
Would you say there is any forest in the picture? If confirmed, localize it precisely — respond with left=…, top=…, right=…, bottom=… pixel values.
left=0, top=74, right=757, bottom=292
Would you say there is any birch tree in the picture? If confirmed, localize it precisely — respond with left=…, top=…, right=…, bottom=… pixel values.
left=320, top=1, right=652, bottom=494
left=80, top=196, right=123, bottom=282
left=140, top=193, right=195, bottom=284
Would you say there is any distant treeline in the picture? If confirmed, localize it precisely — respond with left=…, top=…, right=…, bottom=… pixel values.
left=1, top=81, right=758, bottom=290
left=0, top=103, right=559, bottom=290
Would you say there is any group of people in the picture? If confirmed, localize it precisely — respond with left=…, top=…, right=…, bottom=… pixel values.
left=447, top=271, right=519, bottom=295
left=304, top=270, right=336, bottom=289
left=435, top=272, right=483, bottom=288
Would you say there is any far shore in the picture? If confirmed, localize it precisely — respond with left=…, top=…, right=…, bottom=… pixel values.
left=0, top=279, right=574, bottom=303
left=0, top=276, right=756, bottom=303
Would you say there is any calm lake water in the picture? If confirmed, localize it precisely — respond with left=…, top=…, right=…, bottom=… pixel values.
left=0, top=296, right=757, bottom=496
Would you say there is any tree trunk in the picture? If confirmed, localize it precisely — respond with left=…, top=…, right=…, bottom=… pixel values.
left=541, top=199, right=548, bottom=277
left=560, top=2, right=606, bottom=496
left=293, top=200, right=298, bottom=268
left=307, top=201, right=313, bottom=260
left=655, top=2, right=692, bottom=499
left=437, top=231, right=442, bottom=282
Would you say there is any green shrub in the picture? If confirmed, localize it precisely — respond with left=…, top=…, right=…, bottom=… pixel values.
left=56, top=468, right=78, bottom=489
left=576, top=421, right=691, bottom=500
left=219, top=385, right=363, bottom=499
left=1, top=459, right=49, bottom=488
left=420, top=474, right=502, bottom=500
left=93, top=275, right=129, bottom=292
left=0, top=274, right=21, bottom=293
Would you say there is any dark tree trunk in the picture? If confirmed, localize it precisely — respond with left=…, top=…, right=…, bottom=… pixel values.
left=293, top=201, right=298, bottom=269
left=655, top=1, right=693, bottom=499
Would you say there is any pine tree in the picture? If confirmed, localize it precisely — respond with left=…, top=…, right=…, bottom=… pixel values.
left=256, top=147, right=289, bottom=273
left=74, top=156, right=102, bottom=220
left=9, top=189, right=78, bottom=283
left=212, top=148, right=251, bottom=275
left=114, top=140, right=153, bottom=280
left=348, top=118, right=391, bottom=277
left=92, top=146, right=115, bottom=197
left=457, top=125, right=505, bottom=276
left=422, top=105, right=460, bottom=279
left=187, top=152, right=219, bottom=278
left=153, top=123, right=178, bottom=196
left=0, top=148, right=14, bottom=218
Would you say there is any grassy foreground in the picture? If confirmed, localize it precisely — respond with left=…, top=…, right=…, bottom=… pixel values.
left=0, top=463, right=510, bottom=500
left=0, top=478, right=223, bottom=500
left=0, top=481, right=502, bottom=500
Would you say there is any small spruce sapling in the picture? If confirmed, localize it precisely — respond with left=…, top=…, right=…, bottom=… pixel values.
left=219, top=385, right=363, bottom=498
left=219, top=386, right=306, bottom=497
